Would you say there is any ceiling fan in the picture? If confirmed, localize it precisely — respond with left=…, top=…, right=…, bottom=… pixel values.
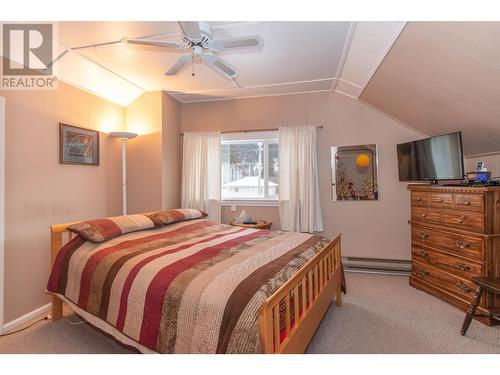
left=122, top=21, right=264, bottom=80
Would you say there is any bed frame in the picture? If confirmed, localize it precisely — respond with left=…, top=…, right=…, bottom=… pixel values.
left=49, top=221, right=343, bottom=354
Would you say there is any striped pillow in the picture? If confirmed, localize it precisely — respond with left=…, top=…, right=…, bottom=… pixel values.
left=147, top=208, right=207, bottom=227
left=68, top=214, right=155, bottom=243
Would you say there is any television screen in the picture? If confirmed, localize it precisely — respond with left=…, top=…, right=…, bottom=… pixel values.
left=397, top=132, right=464, bottom=181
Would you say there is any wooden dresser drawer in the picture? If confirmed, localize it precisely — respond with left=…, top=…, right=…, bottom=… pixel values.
left=411, top=225, right=484, bottom=261
left=441, top=210, right=484, bottom=233
left=429, top=193, right=453, bottom=208
left=412, top=260, right=476, bottom=301
left=411, top=192, right=429, bottom=206
left=411, top=207, right=440, bottom=225
left=454, top=194, right=484, bottom=212
left=412, top=246, right=483, bottom=278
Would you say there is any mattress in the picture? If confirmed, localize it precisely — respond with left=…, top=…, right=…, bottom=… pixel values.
left=47, top=218, right=330, bottom=353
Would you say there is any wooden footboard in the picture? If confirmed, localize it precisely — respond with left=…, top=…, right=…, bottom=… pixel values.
left=258, top=234, right=342, bottom=354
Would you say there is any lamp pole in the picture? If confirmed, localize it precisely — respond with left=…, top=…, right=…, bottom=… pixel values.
left=110, top=132, right=138, bottom=215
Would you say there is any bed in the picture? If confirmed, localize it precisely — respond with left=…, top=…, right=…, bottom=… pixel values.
left=46, top=209, right=344, bottom=354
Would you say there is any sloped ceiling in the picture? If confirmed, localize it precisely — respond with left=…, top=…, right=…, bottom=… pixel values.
left=360, top=22, right=500, bottom=157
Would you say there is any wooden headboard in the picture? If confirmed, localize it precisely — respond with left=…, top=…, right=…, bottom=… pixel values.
left=50, top=221, right=79, bottom=265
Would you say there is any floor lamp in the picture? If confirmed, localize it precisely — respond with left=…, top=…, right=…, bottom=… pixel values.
left=110, top=131, right=138, bottom=215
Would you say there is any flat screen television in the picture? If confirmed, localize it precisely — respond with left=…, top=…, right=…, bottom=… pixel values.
left=397, top=132, right=465, bottom=182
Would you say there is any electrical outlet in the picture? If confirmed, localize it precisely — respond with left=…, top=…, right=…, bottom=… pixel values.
left=230, top=205, right=237, bottom=212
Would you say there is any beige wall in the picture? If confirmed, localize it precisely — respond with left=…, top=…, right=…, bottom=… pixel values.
left=1, top=82, right=124, bottom=322
left=125, top=91, right=182, bottom=214
left=125, top=91, right=163, bottom=214
left=182, top=91, right=422, bottom=260
left=162, top=92, right=181, bottom=209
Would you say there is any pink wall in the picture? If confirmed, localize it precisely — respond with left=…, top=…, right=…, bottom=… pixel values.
left=181, top=91, right=422, bottom=260
left=162, top=92, right=182, bottom=209
left=1, top=82, right=123, bottom=322
left=125, top=91, right=163, bottom=214
left=125, top=91, right=182, bottom=214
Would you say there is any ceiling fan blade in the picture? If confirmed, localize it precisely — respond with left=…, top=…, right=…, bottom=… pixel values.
left=164, top=55, right=192, bottom=76
left=210, top=35, right=264, bottom=52
left=204, top=54, right=238, bottom=79
left=178, top=21, right=202, bottom=43
left=123, top=38, right=186, bottom=50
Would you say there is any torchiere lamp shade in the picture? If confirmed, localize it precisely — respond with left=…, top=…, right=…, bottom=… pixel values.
left=109, top=131, right=138, bottom=139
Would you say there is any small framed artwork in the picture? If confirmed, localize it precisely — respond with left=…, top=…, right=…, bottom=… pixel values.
left=60, top=123, right=99, bottom=165
left=331, top=144, right=378, bottom=201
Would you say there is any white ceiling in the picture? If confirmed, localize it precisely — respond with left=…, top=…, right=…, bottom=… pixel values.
left=56, top=21, right=352, bottom=104
left=53, top=21, right=404, bottom=106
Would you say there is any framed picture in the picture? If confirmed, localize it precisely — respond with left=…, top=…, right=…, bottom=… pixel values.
left=59, top=123, right=99, bottom=165
left=331, top=144, right=378, bottom=201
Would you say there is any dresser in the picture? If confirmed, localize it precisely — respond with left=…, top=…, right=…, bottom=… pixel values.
left=408, top=185, right=500, bottom=325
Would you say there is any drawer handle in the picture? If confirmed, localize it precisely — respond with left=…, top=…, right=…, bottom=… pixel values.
left=456, top=239, right=470, bottom=249
left=416, top=197, right=422, bottom=201
left=456, top=263, right=471, bottom=272
left=458, top=281, right=472, bottom=294
left=417, top=249, right=429, bottom=257
left=417, top=268, right=429, bottom=277
left=421, top=213, right=427, bottom=218
left=458, top=215, right=467, bottom=224
left=463, top=201, right=471, bottom=206
left=418, top=231, right=429, bottom=240
left=433, top=198, right=444, bottom=203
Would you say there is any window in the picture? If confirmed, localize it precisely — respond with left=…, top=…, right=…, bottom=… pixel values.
left=221, top=132, right=279, bottom=203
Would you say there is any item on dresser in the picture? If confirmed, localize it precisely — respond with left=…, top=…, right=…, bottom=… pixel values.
left=408, top=185, right=500, bottom=326
left=466, top=171, right=492, bottom=185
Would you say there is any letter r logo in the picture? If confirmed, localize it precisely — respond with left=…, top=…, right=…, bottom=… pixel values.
left=2, top=23, right=53, bottom=76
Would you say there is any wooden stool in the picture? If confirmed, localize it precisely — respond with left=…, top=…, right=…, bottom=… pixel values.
left=460, top=277, right=500, bottom=336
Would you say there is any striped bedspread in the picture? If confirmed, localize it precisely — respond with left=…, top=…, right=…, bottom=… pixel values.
left=47, top=218, right=330, bottom=353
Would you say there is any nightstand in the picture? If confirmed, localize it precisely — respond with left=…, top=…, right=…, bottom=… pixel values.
left=229, top=220, right=272, bottom=229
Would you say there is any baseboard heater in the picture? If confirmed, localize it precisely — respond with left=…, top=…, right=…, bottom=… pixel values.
left=342, top=256, right=411, bottom=275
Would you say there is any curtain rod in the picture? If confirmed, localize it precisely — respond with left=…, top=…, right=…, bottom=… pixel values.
left=179, top=125, right=323, bottom=136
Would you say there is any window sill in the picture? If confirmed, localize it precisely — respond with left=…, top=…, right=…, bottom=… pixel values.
left=221, top=199, right=279, bottom=207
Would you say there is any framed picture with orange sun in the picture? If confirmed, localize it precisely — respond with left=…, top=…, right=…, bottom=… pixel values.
left=331, top=144, right=378, bottom=201
left=60, top=123, right=99, bottom=165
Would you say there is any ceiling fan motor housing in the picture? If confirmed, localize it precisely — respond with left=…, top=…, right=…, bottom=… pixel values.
left=192, top=45, right=203, bottom=64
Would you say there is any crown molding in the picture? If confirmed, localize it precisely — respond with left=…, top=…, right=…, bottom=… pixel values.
left=331, top=21, right=357, bottom=91
left=175, top=87, right=334, bottom=104
left=334, top=79, right=363, bottom=98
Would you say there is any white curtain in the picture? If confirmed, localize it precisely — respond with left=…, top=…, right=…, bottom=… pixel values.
left=279, top=126, right=323, bottom=233
left=181, top=132, right=221, bottom=222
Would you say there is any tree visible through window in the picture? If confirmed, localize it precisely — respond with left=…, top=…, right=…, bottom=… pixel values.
left=221, top=136, right=279, bottom=200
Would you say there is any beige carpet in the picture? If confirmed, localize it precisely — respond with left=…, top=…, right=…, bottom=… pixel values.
left=1, top=273, right=499, bottom=354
